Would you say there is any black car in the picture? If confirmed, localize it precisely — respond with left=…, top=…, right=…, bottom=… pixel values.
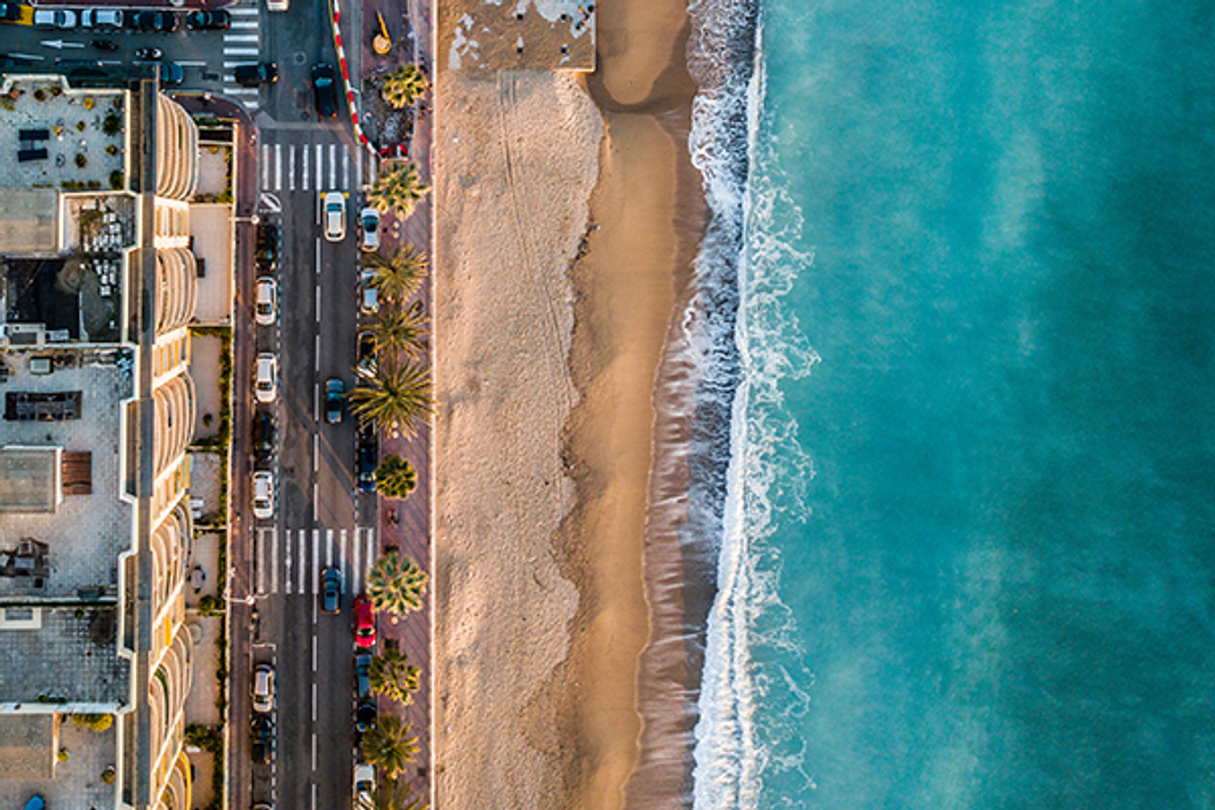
left=128, top=10, right=179, bottom=32
left=311, top=62, right=338, bottom=118
left=0, top=3, right=21, bottom=21
left=357, top=429, right=377, bottom=493
left=186, top=9, right=229, bottom=29
left=357, top=330, right=376, bottom=372
left=321, top=567, right=341, bottom=614
left=355, top=701, right=377, bottom=734
left=235, top=62, right=279, bottom=86
left=355, top=654, right=372, bottom=700
left=252, top=412, right=275, bottom=465
left=255, top=222, right=279, bottom=270
left=251, top=715, right=274, bottom=765
left=133, top=47, right=163, bottom=61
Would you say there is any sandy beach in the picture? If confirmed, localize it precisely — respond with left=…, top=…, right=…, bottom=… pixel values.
left=434, top=0, right=704, bottom=807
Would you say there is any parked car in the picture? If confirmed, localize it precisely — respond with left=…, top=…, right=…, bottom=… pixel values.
left=34, top=8, right=77, bottom=28
left=357, top=429, right=377, bottom=493
left=355, top=654, right=372, bottom=699
left=252, top=471, right=274, bottom=520
left=359, top=208, right=380, bottom=252
left=81, top=8, right=124, bottom=28
left=133, top=47, right=163, bottom=61
left=0, top=3, right=22, bottom=22
left=360, top=285, right=379, bottom=316
left=353, top=764, right=375, bottom=807
left=251, top=715, right=274, bottom=765
left=252, top=412, right=275, bottom=465
left=267, top=0, right=289, bottom=11
left=128, top=10, right=178, bottom=32
left=256, top=222, right=279, bottom=271
left=355, top=701, right=377, bottom=734
left=321, top=567, right=342, bottom=614
left=235, top=62, right=279, bottom=86
left=323, top=191, right=346, bottom=242
left=159, top=62, right=184, bottom=86
left=255, top=353, right=278, bottom=403
left=357, top=330, right=376, bottom=372
left=353, top=595, right=375, bottom=648
left=252, top=663, right=275, bottom=713
left=255, top=277, right=278, bottom=326
left=312, top=62, right=338, bottom=118
left=326, top=378, right=344, bottom=424
left=186, top=9, right=229, bottom=29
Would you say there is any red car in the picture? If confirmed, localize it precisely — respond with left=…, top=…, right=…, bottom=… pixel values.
left=353, top=595, right=376, bottom=648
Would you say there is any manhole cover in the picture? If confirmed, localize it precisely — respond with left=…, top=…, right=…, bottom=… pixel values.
left=293, top=51, right=307, bottom=66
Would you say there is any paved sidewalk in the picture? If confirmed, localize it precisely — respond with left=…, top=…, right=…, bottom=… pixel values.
left=351, top=0, right=435, bottom=801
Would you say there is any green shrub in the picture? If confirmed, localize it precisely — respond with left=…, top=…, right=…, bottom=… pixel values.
left=72, top=713, right=114, bottom=733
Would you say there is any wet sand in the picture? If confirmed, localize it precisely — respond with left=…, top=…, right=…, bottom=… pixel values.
left=433, top=0, right=704, bottom=806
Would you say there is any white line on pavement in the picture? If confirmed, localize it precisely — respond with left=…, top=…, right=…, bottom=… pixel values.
left=270, top=526, right=278, bottom=594
left=224, top=33, right=259, bottom=41
left=316, top=144, right=324, bottom=190
left=231, top=19, right=259, bottom=28
left=312, top=636, right=317, bottom=672
left=366, top=528, right=375, bottom=581
left=326, top=529, right=334, bottom=567
left=311, top=682, right=317, bottom=723
left=176, top=60, right=207, bottom=66
left=315, top=236, right=321, bottom=275
left=313, top=434, right=319, bottom=472
left=223, top=47, right=260, bottom=55
left=260, top=143, right=268, bottom=189
left=313, top=382, right=319, bottom=422
left=352, top=529, right=361, bottom=595
left=302, top=144, right=310, bottom=192
left=314, top=333, right=320, bottom=372
left=329, top=144, right=336, bottom=191
left=284, top=528, right=292, bottom=595
left=288, top=144, right=296, bottom=191
left=313, top=482, right=319, bottom=521
left=338, top=529, right=348, bottom=592
left=275, top=144, right=282, bottom=191
left=343, top=148, right=350, bottom=190
left=298, top=527, right=306, bottom=594
left=315, top=284, right=321, bottom=322
left=229, top=5, right=258, bottom=13
left=312, top=529, right=320, bottom=594
left=256, top=528, right=267, bottom=594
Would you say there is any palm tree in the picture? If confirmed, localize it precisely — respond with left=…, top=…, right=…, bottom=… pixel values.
left=368, top=646, right=422, bottom=706
left=363, top=245, right=428, bottom=304
left=360, top=716, right=420, bottom=779
left=367, top=162, right=430, bottom=219
left=375, top=455, right=418, bottom=500
left=366, top=550, right=428, bottom=618
left=349, top=359, right=433, bottom=438
left=380, top=64, right=428, bottom=109
left=368, top=303, right=428, bottom=357
left=356, top=778, right=427, bottom=810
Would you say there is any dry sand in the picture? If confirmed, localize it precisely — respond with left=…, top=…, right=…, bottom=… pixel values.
left=434, top=0, right=703, bottom=806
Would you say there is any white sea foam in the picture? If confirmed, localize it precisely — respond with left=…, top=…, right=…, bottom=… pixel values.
left=686, top=1, right=822, bottom=806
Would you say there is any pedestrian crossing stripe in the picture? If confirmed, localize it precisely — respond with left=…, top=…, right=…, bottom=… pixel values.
left=258, top=141, right=358, bottom=194
left=255, top=527, right=376, bottom=596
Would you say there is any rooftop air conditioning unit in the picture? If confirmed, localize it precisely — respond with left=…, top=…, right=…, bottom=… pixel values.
left=4, top=324, right=47, bottom=347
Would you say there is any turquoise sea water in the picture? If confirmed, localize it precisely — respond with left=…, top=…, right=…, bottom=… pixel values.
left=688, top=1, right=1215, bottom=807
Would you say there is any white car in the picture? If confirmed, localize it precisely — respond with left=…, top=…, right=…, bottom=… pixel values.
left=359, top=208, right=380, bottom=252
left=255, top=353, right=278, bottom=403
left=255, top=277, right=278, bottom=326
left=252, top=663, right=275, bottom=713
left=323, top=192, right=346, bottom=242
left=354, top=764, right=375, bottom=807
left=34, top=8, right=77, bottom=28
left=81, top=8, right=124, bottom=27
left=360, top=285, right=379, bottom=316
left=252, top=471, right=274, bottom=520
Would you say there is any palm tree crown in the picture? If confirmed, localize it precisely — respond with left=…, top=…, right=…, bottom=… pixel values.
left=363, top=245, right=428, bottom=304
left=381, top=64, right=429, bottom=109
left=350, top=359, right=433, bottom=438
left=375, top=454, right=419, bottom=500
left=369, top=646, right=422, bottom=705
left=366, top=550, right=429, bottom=618
left=360, top=716, right=420, bottom=779
left=367, top=162, right=430, bottom=218
left=355, top=778, right=428, bottom=810
left=368, top=305, right=428, bottom=359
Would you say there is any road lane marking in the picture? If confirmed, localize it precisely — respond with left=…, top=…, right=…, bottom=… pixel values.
left=274, top=144, right=282, bottom=191
left=326, top=529, right=334, bottom=568
left=176, top=60, right=207, bottom=67
left=313, top=434, right=319, bottom=472
left=313, top=382, right=319, bottom=422
left=315, top=284, right=321, bottom=322
left=343, top=148, right=350, bottom=190
left=223, top=47, right=260, bottom=55
left=329, top=143, right=336, bottom=190
left=313, top=481, right=319, bottom=521
left=231, top=18, right=259, bottom=28
left=284, top=528, right=292, bottom=595
left=229, top=5, right=258, bottom=13
left=312, top=634, right=317, bottom=672
left=316, top=144, right=324, bottom=189
left=312, top=529, right=320, bottom=593
left=351, top=528, right=361, bottom=595
left=260, top=144, right=268, bottom=189
left=356, top=150, right=363, bottom=188
left=315, top=237, right=321, bottom=275
left=288, top=144, right=296, bottom=191
left=270, top=524, right=279, bottom=594
left=366, top=528, right=376, bottom=583
left=302, top=144, right=309, bottom=192
left=311, top=681, right=317, bottom=723
left=338, top=529, right=348, bottom=593
left=314, top=334, right=320, bottom=372
left=255, top=528, right=267, bottom=595
left=298, top=528, right=307, bottom=594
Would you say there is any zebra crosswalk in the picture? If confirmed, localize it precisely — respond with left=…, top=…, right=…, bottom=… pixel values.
left=255, top=526, right=377, bottom=597
left=221, top=5, right=263, bottom=109
left=259, top=141, right=363, bottom=193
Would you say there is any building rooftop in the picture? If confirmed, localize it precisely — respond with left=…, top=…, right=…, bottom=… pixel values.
left=0, top=350, right=133, bottom=605
left=0, top=605, right=127, bottom=705
left=0, top=447, right=60, bottom=514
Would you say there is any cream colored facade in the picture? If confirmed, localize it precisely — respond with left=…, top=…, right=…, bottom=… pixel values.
left=0, top=75, right=213, bottom=810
